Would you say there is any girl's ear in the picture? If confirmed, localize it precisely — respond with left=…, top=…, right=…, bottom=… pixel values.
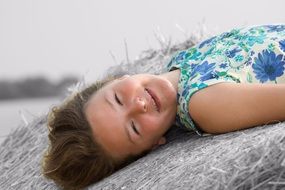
left=157, top=137, right=166, bottom=145
left=151, top=137, right=166, bottom=150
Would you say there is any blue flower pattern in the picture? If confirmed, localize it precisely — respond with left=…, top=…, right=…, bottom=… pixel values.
left=225, top=47, right=242, bottom=58
left=279, top=40, right=285, bottom=52
left=166, top=25, right=285, bottom=136
left=252, top=50, right=285, bottom=83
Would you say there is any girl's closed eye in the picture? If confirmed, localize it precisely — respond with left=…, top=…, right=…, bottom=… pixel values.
left=115, top=93, right=123, bottom=105
left=131, top=121, right=140, bottom=136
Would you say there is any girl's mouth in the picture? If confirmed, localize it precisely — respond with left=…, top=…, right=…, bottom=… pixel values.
left=145, top=88, right=161, bottom=112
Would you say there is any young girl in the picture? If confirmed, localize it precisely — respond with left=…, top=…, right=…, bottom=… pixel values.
left=42, top=24, right=285, bottom=190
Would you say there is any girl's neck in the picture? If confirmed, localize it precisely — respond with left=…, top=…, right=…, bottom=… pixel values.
left=159, top=69, right=180, bottom=95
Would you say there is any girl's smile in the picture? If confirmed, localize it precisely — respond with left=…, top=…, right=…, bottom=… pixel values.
left=145, top=88, right=161, bottom=112
left=84, top=70, right=180, bottom=160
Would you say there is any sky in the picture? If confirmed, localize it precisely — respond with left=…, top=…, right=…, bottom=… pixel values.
left=0, top=0, right=284, bottom=83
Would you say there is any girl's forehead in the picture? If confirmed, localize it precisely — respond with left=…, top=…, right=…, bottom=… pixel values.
left=103, top=78, right=118, bottom=88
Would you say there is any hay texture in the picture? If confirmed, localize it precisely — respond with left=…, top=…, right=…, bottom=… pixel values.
left=0, top=26, right=285, bottom=190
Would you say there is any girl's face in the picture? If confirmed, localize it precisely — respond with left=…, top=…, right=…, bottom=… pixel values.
left=85, top=73, right=177, bottom=160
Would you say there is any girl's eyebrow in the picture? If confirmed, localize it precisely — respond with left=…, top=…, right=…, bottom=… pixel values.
left=104, top=95, right=115, bottom=110
left=125, top=125, right=135, bottom=145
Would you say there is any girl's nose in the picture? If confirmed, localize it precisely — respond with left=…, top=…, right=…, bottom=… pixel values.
left=132, top=97, right=147, bottom=113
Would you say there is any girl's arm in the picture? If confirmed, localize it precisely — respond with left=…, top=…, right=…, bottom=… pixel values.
left=189, top=82, right=285, bottom=134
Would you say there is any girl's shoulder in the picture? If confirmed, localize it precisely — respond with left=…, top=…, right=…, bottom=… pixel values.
left=166, top=24, right=285, bottom=71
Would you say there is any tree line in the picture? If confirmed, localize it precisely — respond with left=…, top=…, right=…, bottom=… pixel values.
left=0, top=76, right=78, bottom=100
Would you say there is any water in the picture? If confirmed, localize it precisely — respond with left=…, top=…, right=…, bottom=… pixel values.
left=0, top=97, right=60, bottom=144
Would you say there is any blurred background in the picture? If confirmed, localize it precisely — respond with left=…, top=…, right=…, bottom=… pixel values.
left=0, top=0, right=284, bottom=143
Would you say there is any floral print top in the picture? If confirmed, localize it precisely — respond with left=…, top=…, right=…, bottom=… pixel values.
left=166, top=24, right=285, bottom=137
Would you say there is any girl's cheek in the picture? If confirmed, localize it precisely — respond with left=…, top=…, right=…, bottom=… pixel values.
left=148, top=119, right=161, bottom=132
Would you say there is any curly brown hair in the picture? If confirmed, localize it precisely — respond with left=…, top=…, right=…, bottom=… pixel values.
left=41, top=76, right=147, bottom=190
